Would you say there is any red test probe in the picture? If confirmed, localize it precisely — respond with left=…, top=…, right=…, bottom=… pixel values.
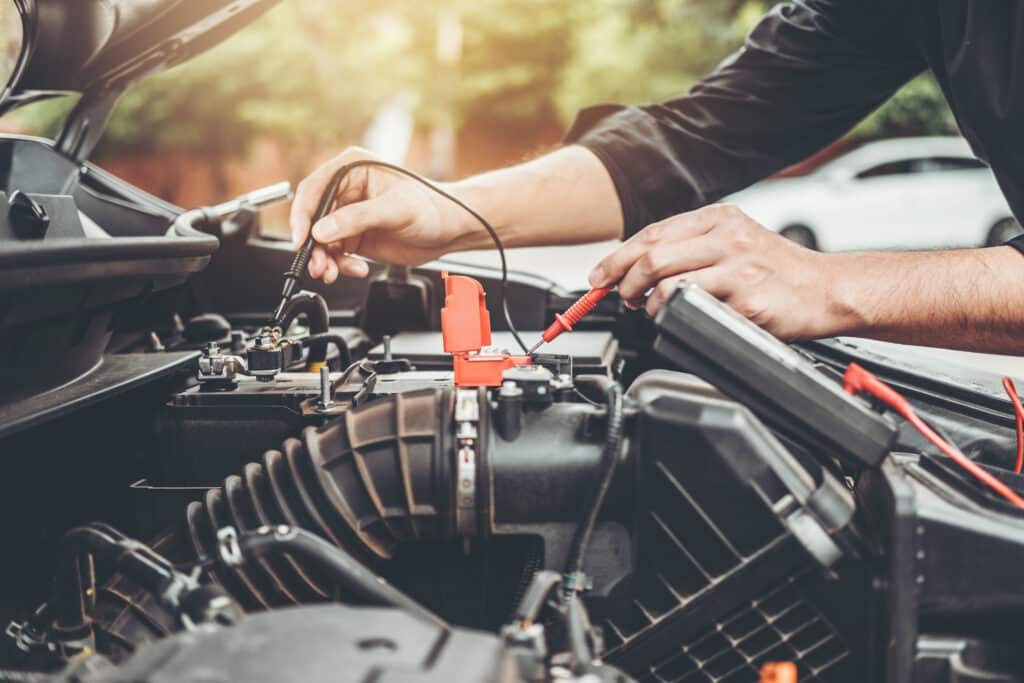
left=528, top=287, right=612, bottom=354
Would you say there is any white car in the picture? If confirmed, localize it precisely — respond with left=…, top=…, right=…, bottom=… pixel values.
left=726, top=136, right=1020, bottom=251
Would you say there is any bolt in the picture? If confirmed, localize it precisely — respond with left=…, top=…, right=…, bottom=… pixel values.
left=319, top=365, right=332, bottom=408
left=383, top=335, right=393, bottom=361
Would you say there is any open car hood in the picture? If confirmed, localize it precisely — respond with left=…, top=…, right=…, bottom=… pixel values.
left=1, top=0, right=279, bottom=115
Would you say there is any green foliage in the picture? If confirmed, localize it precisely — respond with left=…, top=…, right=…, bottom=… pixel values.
left=17, top=2, right=414, bottom=156
left=11, top=0, right=955, bottom=158
left=850, top=73, right=956, bottom=140
left=556, top=0, right=760, bottom=119
left=457, top=1, right=575, bottom=128
left=12, top=96, right=76, bottom=139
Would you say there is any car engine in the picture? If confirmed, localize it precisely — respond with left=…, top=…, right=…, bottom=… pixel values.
left=4, top=2, right=1024, bottom=682
left=4, top=149, right=1024, bottom=682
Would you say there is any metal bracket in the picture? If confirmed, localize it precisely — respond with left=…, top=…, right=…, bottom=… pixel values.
left=197, top=342, right=246, bottom=387
left=454, top=388, right=480, bottom=536
left=55, top=90, right=122, bottom=164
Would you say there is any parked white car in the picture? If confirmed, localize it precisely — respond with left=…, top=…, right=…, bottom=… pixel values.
left=726, top=137, right=1020, bottom=251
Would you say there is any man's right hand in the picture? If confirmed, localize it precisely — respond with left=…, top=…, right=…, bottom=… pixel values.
left=289, top=145, right=623, bottom=284
left=289, top=148, right=470, bottom=284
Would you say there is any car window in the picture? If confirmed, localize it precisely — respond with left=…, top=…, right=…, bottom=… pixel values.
left=854, top=159, right=915, bottom=180
left=913, top=156, right=987, bottom=173
left=854, top=155, right=986, bottom=180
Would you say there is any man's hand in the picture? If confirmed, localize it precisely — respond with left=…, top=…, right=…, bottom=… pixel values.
left=588, top=204, right=851, bottom=340
left=289, top=148, right=470, bottom=284
left=289, top=146, right=624, bottom=285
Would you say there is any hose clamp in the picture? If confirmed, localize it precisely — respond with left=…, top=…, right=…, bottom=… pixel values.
left=216, top=526, right=243, bottom=567
left=454, top=389, right=480, bottom=536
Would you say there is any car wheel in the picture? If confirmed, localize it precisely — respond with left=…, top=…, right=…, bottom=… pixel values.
left=986, top=217, right=1023, bottom=246
left=779, top=225, right=819, bottom=250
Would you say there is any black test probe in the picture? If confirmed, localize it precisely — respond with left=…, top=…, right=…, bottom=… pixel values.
left=270, top=162, right=361, bottom=327
left=269, top=160, right=530, bottom=354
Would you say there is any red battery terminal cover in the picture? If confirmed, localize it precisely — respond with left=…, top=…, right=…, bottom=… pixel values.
left=441, top=272, right=531, bottom=387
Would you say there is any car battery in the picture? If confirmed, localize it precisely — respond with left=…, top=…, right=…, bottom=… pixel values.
left=367, top=329, right=617, bottom=377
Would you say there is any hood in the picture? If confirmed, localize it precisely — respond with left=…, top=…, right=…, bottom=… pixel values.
left=0, top=0, right=279, bottom=155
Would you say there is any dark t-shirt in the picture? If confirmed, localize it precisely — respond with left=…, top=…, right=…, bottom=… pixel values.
left=568, top=0, right=1024, bottom=238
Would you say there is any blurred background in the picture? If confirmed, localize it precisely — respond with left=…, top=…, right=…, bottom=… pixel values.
left=4, top=0, right=1021, bottom=371
left=0, top=0, right=958, bottom=246
left=2, top=0, right=1007, bottom=294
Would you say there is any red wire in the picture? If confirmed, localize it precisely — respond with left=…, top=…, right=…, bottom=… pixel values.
left=844, top=363, right=1024, bottom=509
left=1002, top=377, right=1024, bottom=474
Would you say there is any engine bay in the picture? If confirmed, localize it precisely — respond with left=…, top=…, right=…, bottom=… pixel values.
left=4, top=137, right=1024, bottom=682
left=2, top=2, right=1024, bottom=679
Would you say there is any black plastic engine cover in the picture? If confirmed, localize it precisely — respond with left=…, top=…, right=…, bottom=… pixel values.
left=604, top=371, right=866, bottom=682
left=858, top=454, right=1024, bottom=683
left=56, top=604, right=513, bottom=683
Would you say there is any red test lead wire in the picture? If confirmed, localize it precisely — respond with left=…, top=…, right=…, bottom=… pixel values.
left=1002, top=377, right=1024, bottom=474
left=843, top=363, right=1024, bottom=509
left=528, top=287, right=612, bottom=354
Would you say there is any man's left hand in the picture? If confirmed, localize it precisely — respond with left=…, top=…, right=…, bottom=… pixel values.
left=587, top=204, right=848, bottom=340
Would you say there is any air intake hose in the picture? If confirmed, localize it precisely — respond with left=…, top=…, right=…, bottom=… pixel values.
left=85, top=384, right=618, bottom=653
left=185, top=387, right=457, bottom=610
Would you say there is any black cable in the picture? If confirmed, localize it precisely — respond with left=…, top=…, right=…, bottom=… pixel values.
left=572, top=387, right=603, bottom=407
left=299, top=332, right=353, bottom=367
left=54, top=526, right=176, bottom=632
left=52, top=525, right=234, bottom=639
left=277, top=159, right=528, bottom=353
left=506, top=539, right=547, bottom=623
left=563, top=377, right=625, bottom=587
left=512, top=570, right=563, bottom=625
left=275, top=290, right=332, bottom=365
left=230, top=526, right=444, bottom=627
left=336, top=357, right=371, bottom=388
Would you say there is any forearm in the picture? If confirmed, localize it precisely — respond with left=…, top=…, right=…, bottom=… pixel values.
left=827, top=246, right=1024, bottom=353
left=445, top=145, right=623, bottom=250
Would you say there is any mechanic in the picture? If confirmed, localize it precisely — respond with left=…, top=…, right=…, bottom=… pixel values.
left=290, top=1, right=1024, bottom=353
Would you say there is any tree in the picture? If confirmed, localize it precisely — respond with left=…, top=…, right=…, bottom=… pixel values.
left=850, top=73, right=956, bottom=140
left=17, top=2, right=413, bottom=156
left=14, top=0, right=955, bottom=165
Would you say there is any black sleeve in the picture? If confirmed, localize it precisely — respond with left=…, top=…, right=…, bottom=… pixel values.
left=566, top=0, right=927, bottom=238
left=1006, top=234, right=1024, bottom=257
